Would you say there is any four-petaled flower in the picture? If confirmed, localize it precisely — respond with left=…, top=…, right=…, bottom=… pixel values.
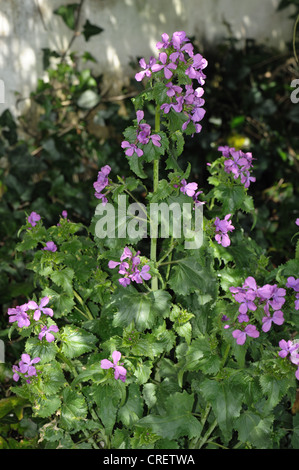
left=232, top=325, right=260, bottom=345
left=8, top=304, right=30, bottom=328
left=101, top=350, right=127, bottom=382
left=214, top=214, right=235, bottom=247
left=42, top=241, right=57, bottom=252
left=27, top=211, right=41, bottom=227
left=38, top=324, right=59, bottom=343
left=17, top=353, right=41, bottom=383
left=135, top=56, right=156, bottom=82
left=151, top=52, right=177, bottom=79
left=27, top=297, right=53, bottom=321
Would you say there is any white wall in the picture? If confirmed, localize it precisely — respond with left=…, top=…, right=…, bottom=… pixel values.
left=0, top=0, right=295, bottom=116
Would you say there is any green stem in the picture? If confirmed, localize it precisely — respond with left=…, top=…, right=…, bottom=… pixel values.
left=157, top=237, right=177, bottom=266
left=221, top=344, right=231, bottom=369
left=150, top=105, right=161, bottom=291
left=57, top=352, right=78, bottom=377
left=73, top=289, right=94, bottom=320
left=197, top=418, right=218, bottom=449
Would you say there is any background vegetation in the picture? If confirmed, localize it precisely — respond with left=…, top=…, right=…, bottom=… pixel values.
left=0, top=0, right=299, bottom=448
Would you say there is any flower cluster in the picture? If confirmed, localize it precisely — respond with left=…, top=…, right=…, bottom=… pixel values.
left=9, top=296, right=59, bottom=383
left=8, top=297, right=58, bottom=342
left=101, top=350, right=127, bottom=383
left=134, top=31, right=207, bottom=135
left=226, top=276, right=299, bottom=380
left=218, top=146, right=256, bottom=188
left=229, top=276, right=286, bottom=336
left=286, top=276, right=299, bottom=310
left=108, top=246, right=151, bottom=287
left=214, top=214, right=235, bottom=247
left=121, top=110, right=161, bottom=158
left=278, top=339, right=299, bottom=380
left=12, top=354, right=41, bottom=384
left=93, top=165, right=111, bottom=205
left=8, top=296, right=54, bottom=328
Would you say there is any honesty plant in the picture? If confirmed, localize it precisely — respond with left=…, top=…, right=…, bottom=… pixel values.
left=6, top=31, right=299, bottom=450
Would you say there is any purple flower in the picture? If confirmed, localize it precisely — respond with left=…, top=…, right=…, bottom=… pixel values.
left=8, top=304, right=30, bottom=328
left=165, top=82, right=183, bottom=97
left=278, top=339, right=299, bottom=359
left=18, top=354, right=41, bottom=377
left=38, top=324, right=59, bottom=342
left=156, top=32, right=171, bottom=50
left=135, top=56, right=156, bottom=81
left=296, top=218, right=299, bottom=226
left=62, top=210, right=68, bottom=218
left=242, top=276, right=258, bottom=293
left=193, top=190, right=205, bottom=208
left=261, top=310, right=284, bottom=332
left=131, top=264, right=151, bottom=284
left=12, top=365, right=21, bottom=382
left=101, top=350, right=127, bottom=382
left=42, top=241, right=57, bottom=252
left=121, top=141, right=143, bottom=158
left=234, top=291, right=257, bottom=315
left=257, top=284, right=286, bottom=314
left=108, top=247, right=151, bottom=287
left=219, top=146, right=256, bottom=189
left=94, top=165, right=111, bottom=204
left=27, top=212, right=41, bottom=227
left=214, top=214, right=235, bottom=247
left=180, top=179, right=198, bottom=197
left=27, top=296, right=53, bottom=321
left=151, top=52, right=177, bottom=79
left=150, top=134, right=161, bottom=147
left=232, top=324, right=260, bottom=345
left=286, top=276, right=299, bottom=292
left=185, top=53, right=208, bottom=84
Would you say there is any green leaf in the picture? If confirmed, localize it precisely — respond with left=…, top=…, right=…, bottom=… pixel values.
left=127, top=154, right=147, bottom=179
left=259, top=373, right=291, bottom=412
left=136, top=391, right=202, bottom=440
left=25, top=336, right=58, bottom=363
left=42, top=287, right=75, bottom=317
left=54, top=4, right=78, bottom=30
left=61, top=325, right=97, bottom=358
left=118, top=383, right=143, bottom=427
left=39, top=362, right=66, bottom=396
left=147, top=179, right=174, bottom=203
left=60, top=388, right=87, bottom=431
left=91, top=382, right=123, bottom=434
left=235, top=411, right=274, bottom=448
left=50, top=267, right=74, bottom=296
left=168, top=253, right=217, bottom=296
left=200, top=374, right=244, bottom=441
left=0, top=396, right=28, bottom=419
left=142, top=383, right=157, bottom=409
left=32, top=396, right=61, bottom=419
left=183, top=336, right=221, bottom=375
left=112, top=287, right=171, bottom=331
left=209, top=183, right=248, bottom=214
left=82, top=20, right=104, bottom=41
